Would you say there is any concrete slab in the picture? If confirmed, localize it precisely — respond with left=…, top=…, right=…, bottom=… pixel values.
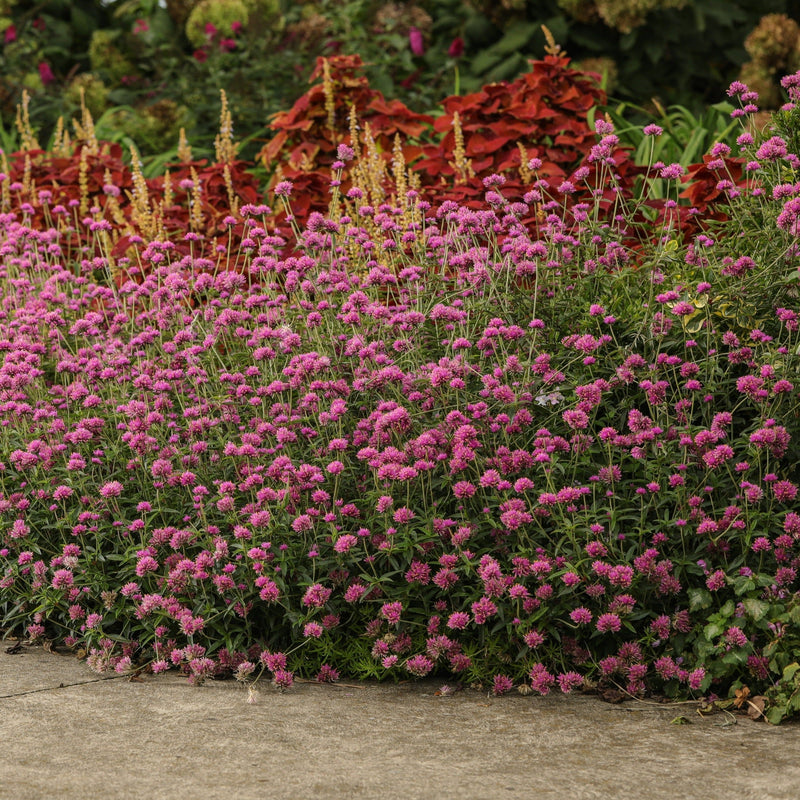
left=1, top=645, right=798, bottom=800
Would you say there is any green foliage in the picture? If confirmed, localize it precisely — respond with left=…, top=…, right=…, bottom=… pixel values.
left=0, top=1, right=797, bottom=161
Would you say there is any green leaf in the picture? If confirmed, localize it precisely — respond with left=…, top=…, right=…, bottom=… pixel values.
left=719, top=600, right=735, bottom=618
left=688, top=587, right=712, bottom=612
left=69, top=5, right=97, bottom=38
left=742, top=598, right=770, bottom=622
left=733, top=575, right=755, bottom=596
left=469, top=48, right=503, bottom=76
left=703, top=622, right=722, bottom=641
left=782, top=663, right=800, bottom=683
left=485, top=53, right=526, bottom=84
left=766, top=705, right=786, bottom=725
left=489, top=22, right=539, bottom=57
left=643, top=39, right=664, bottom=64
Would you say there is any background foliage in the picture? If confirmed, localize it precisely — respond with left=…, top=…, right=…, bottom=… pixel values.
left=0, top=0, right=798, bottom=162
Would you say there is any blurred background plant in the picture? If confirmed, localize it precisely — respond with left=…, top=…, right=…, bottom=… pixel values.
left=0, top=0, right=797, bottom=167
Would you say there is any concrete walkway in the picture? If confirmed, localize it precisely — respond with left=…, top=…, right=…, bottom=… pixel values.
left=1, top=644, right=799, bottom=800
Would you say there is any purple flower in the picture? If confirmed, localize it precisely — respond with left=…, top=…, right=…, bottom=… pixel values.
left=393, top=506, right=414, bottom=524
left=523, top=630, right=545, bottom=648
left=53, top=485, right=74, bottom=501
left=687, top=668, right=705, bottom=690
left=51, top=569, right=74, bottom=589
left=724, top=626, right=748, bottom=648
left=409, top=27, right=425, bottom=56
left=38, top=62, right=55, bottom=86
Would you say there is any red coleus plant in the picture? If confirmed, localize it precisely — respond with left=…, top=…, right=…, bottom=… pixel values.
left=258, top=54, right=433, bottom=224
left=259, top=54, right=645, bottom=229
left=419, top=55, right=610, bottom=182
left=258, top=53, right=751, bottom=250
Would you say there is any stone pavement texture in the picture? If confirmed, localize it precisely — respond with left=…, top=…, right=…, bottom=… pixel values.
left=1, top=646, right=799, bottom=800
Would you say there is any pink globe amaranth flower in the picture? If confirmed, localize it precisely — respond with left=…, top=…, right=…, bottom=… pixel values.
left=706, top=570, right=726, bottom=591
left=773, top=481, right=798, bottom=502
left=99, top=480, right=123, bottom=498
left=557, top=672, right=584, bottom=693
left=303, top=622, right=323, bottom=638
left=569, top=607, right=591, bottom=625
left=4, top=24, right=16, bottom=44
left=523, top=629, right=545, bottom=648
left=193, top=48, right=208, bottom=63
left=85, top=613, right=103, bottom=629
left=529, top=663, right=555, bottom=695
left=492, top=674, right=513, bottom=695
left=724, top=626, right=748, bottom=648
left=302, top=583, right=331, bottom=608
left=650, top=615, right=671, bottom=639
left=784, top=511, right=800, bottom=537
left=453, top=481, right=476, bottom=498
left=344, top=583, right=367, bottom=603
left=291, top=514, right=313, bottom=532
left=380, top=601, right=403, bottom=624
left=274, top=180, right=293, bottom=197
left=393, top=506, right=414, bottom=524
left=135, top=555, right=158, bottom=576
left=51, top=569, right=74, bottom=589
left=316, top=664, right=339, bottom=683
left=596, top=613, right=622, bottom=633
left=471, top=596, right=498, bottom=624
left=333, top=534, right=358, bottom=554
left=775, top=566, right=797, bottom=587
left=446, top=611, right=470, bottom=630
left=273, top=669, right=294, bottom=690
left=405, top=654, right=434, bottom=677
left=687, top=667, right=706, bottom=690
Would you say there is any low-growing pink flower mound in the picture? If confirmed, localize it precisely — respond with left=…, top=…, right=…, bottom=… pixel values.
left=0, top=73, right=800, bottom=722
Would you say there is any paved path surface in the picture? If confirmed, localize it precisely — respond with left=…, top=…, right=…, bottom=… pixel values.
left=1, top=645, right=799, bottom=800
